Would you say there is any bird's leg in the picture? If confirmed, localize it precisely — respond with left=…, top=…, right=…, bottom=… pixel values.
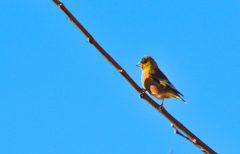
left=161, top=98, right=164, bottom=106
left=141, top=88, right=147, bottom=92
left=158, top=99, right=164, bottom=110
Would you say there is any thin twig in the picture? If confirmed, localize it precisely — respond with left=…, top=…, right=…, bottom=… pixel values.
left=171, top=124, right=207, bottom=153
left=51, top=1, right=217, bottom=154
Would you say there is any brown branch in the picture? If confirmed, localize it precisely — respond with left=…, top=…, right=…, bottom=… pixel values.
left=51, top=1, right=217, bottom=154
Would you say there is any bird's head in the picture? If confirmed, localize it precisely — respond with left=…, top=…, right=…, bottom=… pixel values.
left=136, top=56, right=158, bottom=71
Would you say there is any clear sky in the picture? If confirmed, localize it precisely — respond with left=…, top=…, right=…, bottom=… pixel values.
left=1, top=1, right=239, bottom=154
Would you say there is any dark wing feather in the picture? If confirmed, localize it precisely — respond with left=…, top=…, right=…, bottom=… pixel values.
left=149, top=68, right=184, bottom=96
left=149, top=68, right=174, bottom=88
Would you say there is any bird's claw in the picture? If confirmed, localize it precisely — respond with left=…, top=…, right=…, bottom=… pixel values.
left=158, top=102, right=164, bottom=111
left=139, top=92, right=145, bottom=98
left=139, top=88, right=147, bottom=98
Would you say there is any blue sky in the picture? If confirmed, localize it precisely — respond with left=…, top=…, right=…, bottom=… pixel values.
left=1, top=1, right=239, bottom=153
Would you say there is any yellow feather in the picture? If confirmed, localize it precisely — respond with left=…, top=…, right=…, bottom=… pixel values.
left=160, top=80, right=167, bottom=87
left=164, top=92, right=179, bottom=99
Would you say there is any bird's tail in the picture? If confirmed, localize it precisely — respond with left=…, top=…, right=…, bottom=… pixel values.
left=175, top=95, right=188, bottom=104
left=165, top=92, right=188, bottom=104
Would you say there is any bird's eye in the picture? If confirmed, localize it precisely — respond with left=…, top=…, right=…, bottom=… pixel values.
left=142, top=60, right=147, bottom=64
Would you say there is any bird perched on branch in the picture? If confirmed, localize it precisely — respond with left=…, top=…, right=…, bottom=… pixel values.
left=136, top=55, right=187, bottom=106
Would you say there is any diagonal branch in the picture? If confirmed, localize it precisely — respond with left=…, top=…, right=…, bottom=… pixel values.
left=51, top=1, right=217, bottom=154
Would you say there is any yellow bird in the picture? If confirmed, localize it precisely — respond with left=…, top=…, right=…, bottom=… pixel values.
left=136, top=55, right=187, bottom=105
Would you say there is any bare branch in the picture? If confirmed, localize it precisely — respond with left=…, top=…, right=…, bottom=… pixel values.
left=51, top=1, right=217, bottom=154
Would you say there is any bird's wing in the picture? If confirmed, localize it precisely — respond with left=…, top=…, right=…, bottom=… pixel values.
left=149, top=68, right=184, bottom=96
left=149, top=68, right=174, bottom=88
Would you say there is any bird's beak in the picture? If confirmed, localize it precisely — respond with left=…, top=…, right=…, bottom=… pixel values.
left=136, top=62, right=142, bottom=67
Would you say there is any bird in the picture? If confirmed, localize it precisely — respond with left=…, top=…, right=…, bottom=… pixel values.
left=136, top=55, right=187, bottom=106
